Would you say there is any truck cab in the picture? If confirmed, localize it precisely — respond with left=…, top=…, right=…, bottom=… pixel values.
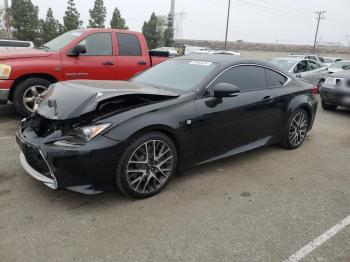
left=0, top=29, right=168, bottom=116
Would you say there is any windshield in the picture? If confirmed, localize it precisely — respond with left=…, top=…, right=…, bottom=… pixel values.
left=131, top=59, right=218, bottom=92
left=270, top=59, right=296, bottom=71
left=324, top=58, right=335, bottom=63
left=329, top=61, right=350, bottom=69
left=42, top=30, right=83, bottom=51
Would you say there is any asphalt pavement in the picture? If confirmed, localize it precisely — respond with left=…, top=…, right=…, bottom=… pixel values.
left=0, top=99, right=349, bottom=262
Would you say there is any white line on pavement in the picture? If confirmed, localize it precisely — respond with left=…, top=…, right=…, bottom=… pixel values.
left=284, top=214, right=350, bottom=262
left=0, top=136, right=14, bottom=141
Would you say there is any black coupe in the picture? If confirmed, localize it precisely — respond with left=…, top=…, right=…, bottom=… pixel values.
left=17, top=55, right=318, bottom=198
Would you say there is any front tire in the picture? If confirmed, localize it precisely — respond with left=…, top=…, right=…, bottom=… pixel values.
left=321, top=99, right=337, bottom=111
left=13, top=78, right=51, bottom=117
left=281, top=109, right=309, bottom=149
left=115, top=132, right=177, bottom=199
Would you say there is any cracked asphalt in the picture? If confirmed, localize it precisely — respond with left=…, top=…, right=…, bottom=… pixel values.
left=0, top=96, right=350, bottom=262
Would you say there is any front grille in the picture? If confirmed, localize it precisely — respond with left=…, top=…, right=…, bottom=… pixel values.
left=22, top=145, right=51, bottom=176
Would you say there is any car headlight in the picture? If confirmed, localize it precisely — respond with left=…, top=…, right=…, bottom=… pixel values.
left=71, top=123, right=111, bottom=142
left=0, top=64, right=11, bottom=79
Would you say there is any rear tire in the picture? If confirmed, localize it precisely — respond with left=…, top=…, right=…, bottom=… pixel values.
left=115, top=131, right=177, bottom=199
left=281, top=109, right=309, bottom=149
left=321, top=99, right=337, bottom=111
left=13, top=78, right=51, bottom=117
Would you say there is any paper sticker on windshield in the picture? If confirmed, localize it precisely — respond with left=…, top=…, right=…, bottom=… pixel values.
left=190, top=61, right=213, bottom=66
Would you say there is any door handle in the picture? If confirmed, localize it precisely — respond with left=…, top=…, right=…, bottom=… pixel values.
left=103, top=61, right=114, bottom=65
left=137, top=61, right=147, bottom=65
left=262, top=96, right=274, bottom=103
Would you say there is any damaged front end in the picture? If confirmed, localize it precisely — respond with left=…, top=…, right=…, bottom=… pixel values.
left=16, top=80, right=179, bottom=193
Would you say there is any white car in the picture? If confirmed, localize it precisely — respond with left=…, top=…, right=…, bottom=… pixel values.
left=323, top=57, right=342, bottom=67
left=0, top=39, right=34, bottom=50
left=328, top=61, right=350, bottom=74
left=211, top=50, right=240, bottom=56
left=190, top=49, right=240, bottom=56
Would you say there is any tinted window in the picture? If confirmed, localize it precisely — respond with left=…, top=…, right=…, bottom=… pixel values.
left=78, top=33, right=112, bottom=56
left=117, top=33, right=142, bottom=56
left=265, top=69, right=287, bottom=87
left=294, top=60, right=308, bottom=73
left=308, top=60, right=318, bottom=71
left=212, top=65, right=266, bottom=92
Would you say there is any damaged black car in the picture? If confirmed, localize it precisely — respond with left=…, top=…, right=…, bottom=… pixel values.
left=17, top=55, right=318, bottom=198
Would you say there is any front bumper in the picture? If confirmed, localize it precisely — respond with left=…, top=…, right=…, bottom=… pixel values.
left=16, top=128, right=128, bottom=194
left=320, top=85, right=350, bottom=107
left=0, top=80, right=14, bottom=104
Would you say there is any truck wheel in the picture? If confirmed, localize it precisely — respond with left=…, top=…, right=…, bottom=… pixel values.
left=321, top=100, right=337, bottom=111
left=13, top=78, right=51, bottom=117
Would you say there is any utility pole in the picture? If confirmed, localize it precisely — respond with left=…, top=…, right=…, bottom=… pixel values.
left=224, top=0, right=231, bottom=50
left=4, top=0, right=8, bottom=9
left=312, top=10, right=326, bottom=53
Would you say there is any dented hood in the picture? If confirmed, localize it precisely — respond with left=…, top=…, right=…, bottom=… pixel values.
left=37, top=80, right=180, bottom=120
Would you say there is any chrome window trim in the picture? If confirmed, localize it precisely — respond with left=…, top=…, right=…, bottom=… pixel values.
left=198, top=63, right=292, bottom=98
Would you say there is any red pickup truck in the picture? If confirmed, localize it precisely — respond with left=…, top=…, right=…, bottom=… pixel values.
left=0, top=29, right=169, bottom=116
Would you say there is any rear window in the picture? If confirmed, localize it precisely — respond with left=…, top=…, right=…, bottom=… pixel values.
left=117, top=33, right=142, bottom=56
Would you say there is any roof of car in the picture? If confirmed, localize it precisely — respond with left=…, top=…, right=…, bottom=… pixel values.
left=174, top=54, right=293, bottom=76
left=175, top=54, right=274, bottom=67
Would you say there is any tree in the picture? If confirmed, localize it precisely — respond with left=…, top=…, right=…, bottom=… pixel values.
left=88, top=0, right=106, bottom=28
left=163, top=14, right=174, bottom=47
left=156, top=15, right=167, bottom=47
left=39, top=8, right=63, bottom=44
left=110, top=7, right=128, bottom=29
left=63, top=0, right=82, bottom=31
left=142, top=12, right=161, bottom=49
left=10, top=0, right=40, bottom=44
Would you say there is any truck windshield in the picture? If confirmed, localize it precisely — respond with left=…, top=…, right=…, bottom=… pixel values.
left=131, top=59, right=218, bottom=92
left=41, top=30, right=83, bottom=51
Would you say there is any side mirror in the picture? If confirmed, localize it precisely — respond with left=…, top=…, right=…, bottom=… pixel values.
left=211, top=83, right=240, bottom=98
left=68, top=44, right=87, bottom=56
left=296, top=73, right=302, bottom=78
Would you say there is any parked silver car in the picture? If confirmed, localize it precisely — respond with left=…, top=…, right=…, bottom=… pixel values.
left=328, top=61, right=350, bottom=74
left=271, top=57, right=328, bottom=88
left=323, top=57, right=342, bottom=67
left=288, top=54, right=325, bottom=66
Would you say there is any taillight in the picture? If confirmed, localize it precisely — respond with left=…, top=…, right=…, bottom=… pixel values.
left=311, top=86, right=318, bottom=95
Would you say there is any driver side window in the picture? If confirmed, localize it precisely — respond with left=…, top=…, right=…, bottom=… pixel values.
left=77, top=32, right=112, bottom=56
left=294, top=60, right=308, bottom=73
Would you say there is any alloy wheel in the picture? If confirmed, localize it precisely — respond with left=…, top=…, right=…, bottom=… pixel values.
left=23, top=85, right=48, bottom=113
left=126, top=140, right=174, bottom=194
left=289, top=112, right=308, bottom=147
